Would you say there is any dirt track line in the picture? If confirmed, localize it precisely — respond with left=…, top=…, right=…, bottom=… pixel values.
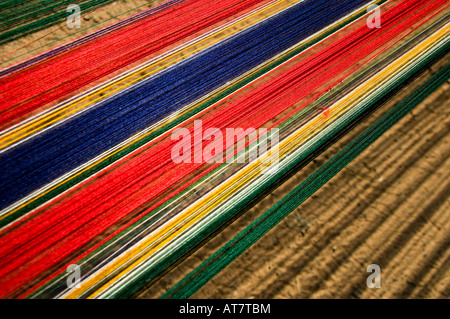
left=338, top=158, right=450, bottom=299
